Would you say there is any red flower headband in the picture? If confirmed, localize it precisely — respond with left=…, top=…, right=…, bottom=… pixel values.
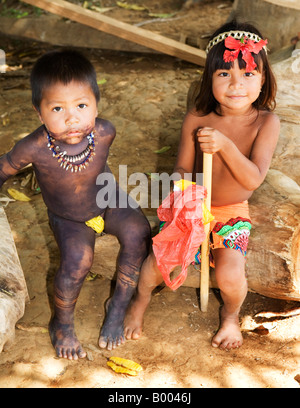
left=223, top=36, right=268, bottom=72
left=205, top=31, right=268, bottom=72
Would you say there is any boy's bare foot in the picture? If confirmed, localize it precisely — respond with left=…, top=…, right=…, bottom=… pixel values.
left=124, top=292, right=151, bottom=340
left=98, top=299, right=126, bottom=350
left=49, top=318, right=86, bottom=360
left=211, top=306, right=243, bottom=350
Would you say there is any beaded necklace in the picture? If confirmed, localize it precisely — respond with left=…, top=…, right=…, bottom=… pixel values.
left=46, top=130, right=96, bottom=172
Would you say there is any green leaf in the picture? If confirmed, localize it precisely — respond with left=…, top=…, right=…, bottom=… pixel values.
left=145, top=172, right=160, bottom=180
left=154, top=146, right=171, bottom=154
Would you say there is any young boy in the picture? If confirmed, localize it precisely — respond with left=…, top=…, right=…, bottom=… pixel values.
left=0, top=49, right=151, bottom=360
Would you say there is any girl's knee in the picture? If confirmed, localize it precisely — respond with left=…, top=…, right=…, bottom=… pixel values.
left=216, top=265, right=247, bottom=296
left=217, top=270, right=247, bottom=291
left=213, top=249, right=247, bottom=289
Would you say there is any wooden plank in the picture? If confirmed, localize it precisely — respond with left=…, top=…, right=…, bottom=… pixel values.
left=21, top=0, right=206, bottom=66
left=0, top=16, right=157, bottom=54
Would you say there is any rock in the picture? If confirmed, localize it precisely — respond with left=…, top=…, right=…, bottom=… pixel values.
left=246, top=182, right=300, bottom=301
left=265, top=169, right=300, bottom=206
left=0, top=207, right=29, bottom=352
left=228, top=0, right=300, bottom=53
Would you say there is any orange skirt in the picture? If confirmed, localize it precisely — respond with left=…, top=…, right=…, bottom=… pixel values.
left=193, top=201, right=252, bottom=266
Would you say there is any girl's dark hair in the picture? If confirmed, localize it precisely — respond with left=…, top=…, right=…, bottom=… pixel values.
left=194, top=20, right=277, bottom=115
left=30, top=49, right=100, bottom=110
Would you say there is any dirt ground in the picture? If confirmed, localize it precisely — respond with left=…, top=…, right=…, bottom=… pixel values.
left=0, top=0, right=299, bottom=390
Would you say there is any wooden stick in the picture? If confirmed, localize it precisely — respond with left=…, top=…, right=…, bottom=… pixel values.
left=21, top=0, right=206, bottom=66
left=200, top=153, right=213, bottom=312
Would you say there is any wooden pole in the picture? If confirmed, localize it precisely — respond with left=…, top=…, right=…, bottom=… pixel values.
left=200, top=153, right=212, bottom=312
left=21, top=0, right=206, bottom=66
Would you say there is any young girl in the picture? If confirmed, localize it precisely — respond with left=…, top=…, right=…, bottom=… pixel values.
left=124, top=20, right=280, bottom=350
left=0, top=50, right=151, bottom=359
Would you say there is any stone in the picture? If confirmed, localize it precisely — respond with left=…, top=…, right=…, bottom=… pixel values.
left=0, top=207, right=29, bottom=352
left=228, top=0, right=300, bottom=53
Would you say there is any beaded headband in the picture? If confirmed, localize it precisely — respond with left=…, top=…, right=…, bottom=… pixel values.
left=206, top=30, right=268, bottom=72
left=205, top=31, right=268, bottom=54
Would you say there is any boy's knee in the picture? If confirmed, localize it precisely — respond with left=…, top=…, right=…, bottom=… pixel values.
left=138, top=217, right=151, bottom=242
left=122, top=215, right=151, bottom=247
left=61, top=247, right=94, bottom=276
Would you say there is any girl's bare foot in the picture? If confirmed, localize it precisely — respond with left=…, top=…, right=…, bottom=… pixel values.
left=211, top=306, right=243, bottom=350
left=124, top=252, right=163, bottom=340
left=124, top=292, right=151, bottom=340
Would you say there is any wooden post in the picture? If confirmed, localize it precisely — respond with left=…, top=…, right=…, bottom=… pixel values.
left=21, top=0, right=206, bottom=66
left=200, top=153, right=212, bottom=312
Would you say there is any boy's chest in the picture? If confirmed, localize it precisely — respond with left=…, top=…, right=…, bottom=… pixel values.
left=35, top=138, right=110, bottom=180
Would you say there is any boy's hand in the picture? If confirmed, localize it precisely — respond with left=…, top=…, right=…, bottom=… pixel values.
left=197, top=127, right=227, bottom=154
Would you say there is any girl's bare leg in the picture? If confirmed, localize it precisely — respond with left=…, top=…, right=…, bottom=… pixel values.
left=211, top=248, right=248, bottom=350
left=124, top=251, right=163, bottom=340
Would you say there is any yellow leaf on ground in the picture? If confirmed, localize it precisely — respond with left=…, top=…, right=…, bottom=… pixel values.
left=107, top=356, right=143, bottom=376
left=7, top=188, right=31, bottom=201
left=107, top=361, right=138, bottom=376
left=116, top=2, right=147, bottom=11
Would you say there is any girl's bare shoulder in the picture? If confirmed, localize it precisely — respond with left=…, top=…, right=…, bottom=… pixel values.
left=256, top=110, right=280, bottom=142
left=258, top=110, right=280, bottom=128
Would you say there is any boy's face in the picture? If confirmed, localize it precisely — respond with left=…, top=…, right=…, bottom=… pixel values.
left=37, top=80, right=98, bottom=144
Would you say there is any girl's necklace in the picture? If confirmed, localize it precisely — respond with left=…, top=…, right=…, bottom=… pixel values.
left=46, top=130, right=96, bottom=172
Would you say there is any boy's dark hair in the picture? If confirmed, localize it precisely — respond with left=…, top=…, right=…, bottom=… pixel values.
left=194, top=20, right=277, bottom=115
left=30, top=49, right=100, bottom=111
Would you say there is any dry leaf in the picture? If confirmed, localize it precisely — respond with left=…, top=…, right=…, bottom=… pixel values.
left=148, top=12, right=176, bottom=18
left=85, top=272, right=98, bottom=281
left=7, top=188, right=31, bottom=202
left=107, top=360, right=138, bottom=376
left=107, top=356, right=143, bottom=376
left=117, top=2, right=147, bottom=11
left=90, top=6, right=113, bottom=13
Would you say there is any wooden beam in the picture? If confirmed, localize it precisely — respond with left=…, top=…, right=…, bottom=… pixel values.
left=0, top=16, right=157, bottom=53
left=21, top=0, right=206, bottom=66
